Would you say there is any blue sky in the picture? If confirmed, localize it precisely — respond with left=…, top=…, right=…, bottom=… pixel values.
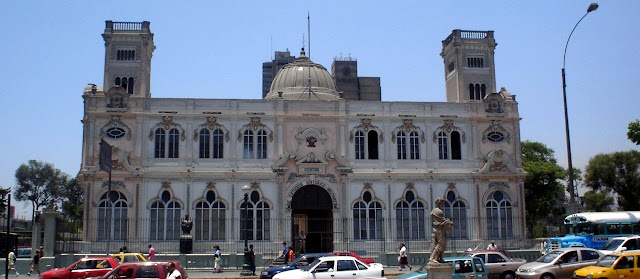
left=1, top=1, right=638, bottom=218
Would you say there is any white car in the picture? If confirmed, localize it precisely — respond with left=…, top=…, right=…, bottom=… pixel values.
left=598, top=236, right=640, bottom=255
left=272, top=255, right=386, bottom=279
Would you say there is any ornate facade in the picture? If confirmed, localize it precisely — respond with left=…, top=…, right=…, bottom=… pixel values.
left=78, top=21, right=526, bottom=253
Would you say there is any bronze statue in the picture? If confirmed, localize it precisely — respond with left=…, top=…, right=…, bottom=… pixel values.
left=429, top=197, right=453, bottom=263
left=181, top=214, right=193, bottom=235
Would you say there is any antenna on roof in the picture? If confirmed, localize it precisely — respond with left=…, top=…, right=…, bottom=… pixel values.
left=299, top=12, right=319, bottom=100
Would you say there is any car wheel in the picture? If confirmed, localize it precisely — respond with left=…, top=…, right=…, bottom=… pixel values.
left=541, top=273, right=555, bottom=279
left=502, top=271, right=515, bottom=279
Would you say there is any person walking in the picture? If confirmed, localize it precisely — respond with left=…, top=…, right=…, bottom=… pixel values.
left=487, top=240, right=498, bottom=250
left=398, top=243, right=412, bottom=271
left=248, top=244, right=256, bottom=276
left=8, top=249, right=19, bottom=276
left=165, top=262, right=182, bottom=279
left=213, top=245, right=222, bottom=273
left=281, top=242, right=290, bottom=264
left=148, top=244, right=156, bottom=260
left=27, top=252, right=40, bottom=276
left=288, top=245, right=295, bottom=263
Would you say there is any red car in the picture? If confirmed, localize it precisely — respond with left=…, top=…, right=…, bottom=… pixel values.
left=40, top=256, right=119, bottom=279
left=93, top=261, right=188, bottom=279
left=331, top=251, right=375, bottom=264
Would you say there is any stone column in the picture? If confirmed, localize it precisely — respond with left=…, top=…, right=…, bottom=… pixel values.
left=31, top=212, right=43, bottom=253
left=43, top=210, right=61, bottom=257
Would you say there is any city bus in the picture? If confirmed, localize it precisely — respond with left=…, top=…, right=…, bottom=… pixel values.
left=546, top=211, right=640, bottom=252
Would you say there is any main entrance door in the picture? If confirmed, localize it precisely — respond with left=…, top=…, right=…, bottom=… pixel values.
left=290, top=185, right=333, bottom=253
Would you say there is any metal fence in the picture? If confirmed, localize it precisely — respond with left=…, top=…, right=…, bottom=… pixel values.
left=56, top=216, right=541, bottom=260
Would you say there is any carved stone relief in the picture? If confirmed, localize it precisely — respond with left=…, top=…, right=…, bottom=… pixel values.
left=148, top=116, right=186, bottom=141
left=192, top=117, right=230, bottom=142
left=349, top=119, right=384, bottom=143
left=392, top=119, right=426, bottom=143
left=237, top=117, right=274, bottom=142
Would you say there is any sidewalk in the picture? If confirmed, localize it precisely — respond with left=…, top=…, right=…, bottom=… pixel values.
left=187, top=267, right=409, bottom=279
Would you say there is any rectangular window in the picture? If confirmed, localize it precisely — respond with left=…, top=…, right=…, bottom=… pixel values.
left=116, top=49, right=136, bottom=61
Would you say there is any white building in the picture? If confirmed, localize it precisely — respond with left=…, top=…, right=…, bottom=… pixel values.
left=78, top=21, right=526, bottom=253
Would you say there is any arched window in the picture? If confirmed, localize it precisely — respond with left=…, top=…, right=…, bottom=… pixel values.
left=486, top=190, right=513, bottom=238
left=438, top=131, right=462, bottom=160
left=395, top=191, right=426, bottom=239
left=240, top=191, right=270, bottom=240
left=195, top=190, right=226, bottom=241
left=444, top=191, right=468, bottom=239
left=150, top=191, right=181, bottom=240
left=355, top=130, right=379, bottom=160
left=199, top=128, right=224, bottom=159
left=257, top=130, right=267, bottom=159
left=168, top=128, right=179, bottom=158
left=98, top=191, right=128, bottom=241
left=409, top=131, right=420, bottom=160
left=243, top=130, right=254, bottom=159
left=154, top=128, right=166, bottom=158
left=114, top=76, right=135, bottom=94
left=353, top=191, right=383, bottom=240
left=243, top=130, right=268, bottom=159
left=397, top=131, right=407, bottom=159
left=154, top=128, right=180, bottom=159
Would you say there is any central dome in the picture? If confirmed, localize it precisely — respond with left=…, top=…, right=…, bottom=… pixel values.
left=266, top=49, right=340, bottom=100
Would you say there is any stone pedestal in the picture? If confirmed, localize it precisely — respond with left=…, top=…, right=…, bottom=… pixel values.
left=179, top=234, right=193, bottom=254
left=427, top=262, right=453, bottom=279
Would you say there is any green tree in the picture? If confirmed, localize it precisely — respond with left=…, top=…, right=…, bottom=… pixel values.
left=14, top=160, right=68, bottom=221
left=61, top=178, right=84, bottom=221
left=628, top=119, right=640, bottom=145
left=582, top=190, right=614, bottom=212
left=584, top=150, right=640, bottom=210
left=522, top=141, right=567, bottom=236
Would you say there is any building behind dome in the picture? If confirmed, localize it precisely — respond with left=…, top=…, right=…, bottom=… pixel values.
left=78, top=21, right=526, bottom=256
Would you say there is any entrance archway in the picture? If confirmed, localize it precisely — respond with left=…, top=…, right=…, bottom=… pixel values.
left=290, top=185, right=333, bottom=253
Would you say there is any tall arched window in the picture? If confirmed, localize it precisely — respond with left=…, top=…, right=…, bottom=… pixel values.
left=409, top=131, right=420, bottom=159
left=468, top=83, right=487, bottom=100
left=355, top=130, right=379, bottom=160
left=195, top=190, right=226, bottom=241
left=395, top=191, right=426, bottom=239
left=199, top=128, right=224, bottom=159
left=257, top=130, right=267, bottom=159
left=154, top=128, right=179, bottom=158
left=150, top=191, right=182, bottom=240
left=397, top=131, right=407, bottom=159
left=243, top=130, right=254, bottom=159
left=486, top=190, right=513, bottom=238
left=240, top=191, right=270, bottom=240
left=114, top=76, right=135, bottom=94
left=98, top=191, right=128, bottom=241
left=444, top=191, right=468, bottom=239
left=438, top=131, right=462, bottom=160
left=353, top=191, right=383, bottom=240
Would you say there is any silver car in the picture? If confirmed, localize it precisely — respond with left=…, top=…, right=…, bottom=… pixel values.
left=516, top=248, right=603, bottom=279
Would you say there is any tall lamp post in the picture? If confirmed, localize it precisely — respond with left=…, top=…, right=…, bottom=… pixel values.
left=240, top=185, right=252, bottom=276
left=562, top=3, right=598, bottom=213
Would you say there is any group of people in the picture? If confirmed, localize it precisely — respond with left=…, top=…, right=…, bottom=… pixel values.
left=7, top=245, right=45, bottom=277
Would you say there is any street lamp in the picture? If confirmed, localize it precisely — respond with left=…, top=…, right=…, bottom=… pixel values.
left=240, top=185, right=252, bottom=276
left=562, top=2, right=598, bottom=213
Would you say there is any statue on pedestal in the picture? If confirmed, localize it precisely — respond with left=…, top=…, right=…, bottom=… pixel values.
left=180, top=214, right=193, bottom=254
left=181, top=214, right=193, bottom=235
left=429, top=197, right=453, bottom=263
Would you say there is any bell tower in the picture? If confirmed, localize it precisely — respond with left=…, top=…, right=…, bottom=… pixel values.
left=440, top=29, right=497, bottom=103
left=102, top=21, right=155, bottom=98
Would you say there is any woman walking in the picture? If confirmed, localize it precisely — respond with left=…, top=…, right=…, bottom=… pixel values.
left=398, top=243, right=412, bottom=271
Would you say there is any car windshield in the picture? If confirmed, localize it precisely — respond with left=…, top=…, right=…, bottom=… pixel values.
left=595, top=255, right=619, bottom=267
left=302, top=259, right=322, bottom=271
left=600, top=240, right=624, bottom=251
left=537, top=251, right=563, bottom=263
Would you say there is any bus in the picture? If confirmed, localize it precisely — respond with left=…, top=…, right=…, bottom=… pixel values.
left=547, top=211, right=640, bottom=252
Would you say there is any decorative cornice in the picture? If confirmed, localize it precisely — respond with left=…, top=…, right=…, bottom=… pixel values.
left=295, top=127, right=328, bottom=145
left=193, top=117, right=230, bottom=142
left=392, top=119, right=426, bottom=143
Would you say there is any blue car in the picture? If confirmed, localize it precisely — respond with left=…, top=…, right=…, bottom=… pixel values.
left=260, top=253, right=333, bottom=279
left=397, top=256, right=488, bottom=279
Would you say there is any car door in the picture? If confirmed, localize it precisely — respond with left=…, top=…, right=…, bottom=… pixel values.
left=487, top=252, right=508, bottom=278
left=453, top=260, right=477, bottom=279
left=611, top=255, right=636, bottom=279
left=553, top=250, right=581, bottom=279
left=310, top=260, right=335, bottom=279
left=70, top=260, right=92, bottom=279
left=335, top=259, right=360, bottom=279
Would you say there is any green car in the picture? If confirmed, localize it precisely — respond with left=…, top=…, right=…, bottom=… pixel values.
left=397, top=256, right=488, bottom=279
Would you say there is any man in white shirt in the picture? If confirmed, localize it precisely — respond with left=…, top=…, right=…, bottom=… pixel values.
left=166, top=262, right=181, bottom=279
left=487, top=241, right=498, bottom=250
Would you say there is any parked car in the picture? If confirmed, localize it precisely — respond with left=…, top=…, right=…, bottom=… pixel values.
left=331, top=251, right=374, bottom=264
left=397, top=256, right=488, bottom=279
left=598, top=236, right=640, bottom=255
left=110, top=253, right=147, bottom=263
left=272, top=255, right=385, bottom=279
left=465, top=250, right=526, bottom=279
left=91, top=261, right=188, bottom=279
left=260, top=253, right=333, bottom=279
left=572, top=251, right=640, bottom=279
left=516, top=247, right=603, bottom=279
left=40, top=256, right=120, bottom=279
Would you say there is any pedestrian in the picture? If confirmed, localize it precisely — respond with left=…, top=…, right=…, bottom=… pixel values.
left=38, top=246, right=44, bottom=258
left=213, top=245, right=222, bottom=273
left=299, top=231, right=306, bottom=253
left=487, top=240, right=498, bottom=250
left=165, top=262, right=182, bottom=279
left=148, top=244, right=155, bottom=260
left=27, top=251, right=41, bottom=276
left=540, top=239, right=547, bottom=255
left=248, top=244, right=256, bottom=276
left=398, top=243, right=412, bottom=271
left=8, top=249, right=19, bottom=276
left=288, top=245, right=295, bottom=263
left=281, top=241, right=289, bottom=264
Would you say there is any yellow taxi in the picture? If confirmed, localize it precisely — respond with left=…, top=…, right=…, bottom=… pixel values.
left=111, top=252, right=148, bottom=263
left=572, top=250, right=640, bottom=279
